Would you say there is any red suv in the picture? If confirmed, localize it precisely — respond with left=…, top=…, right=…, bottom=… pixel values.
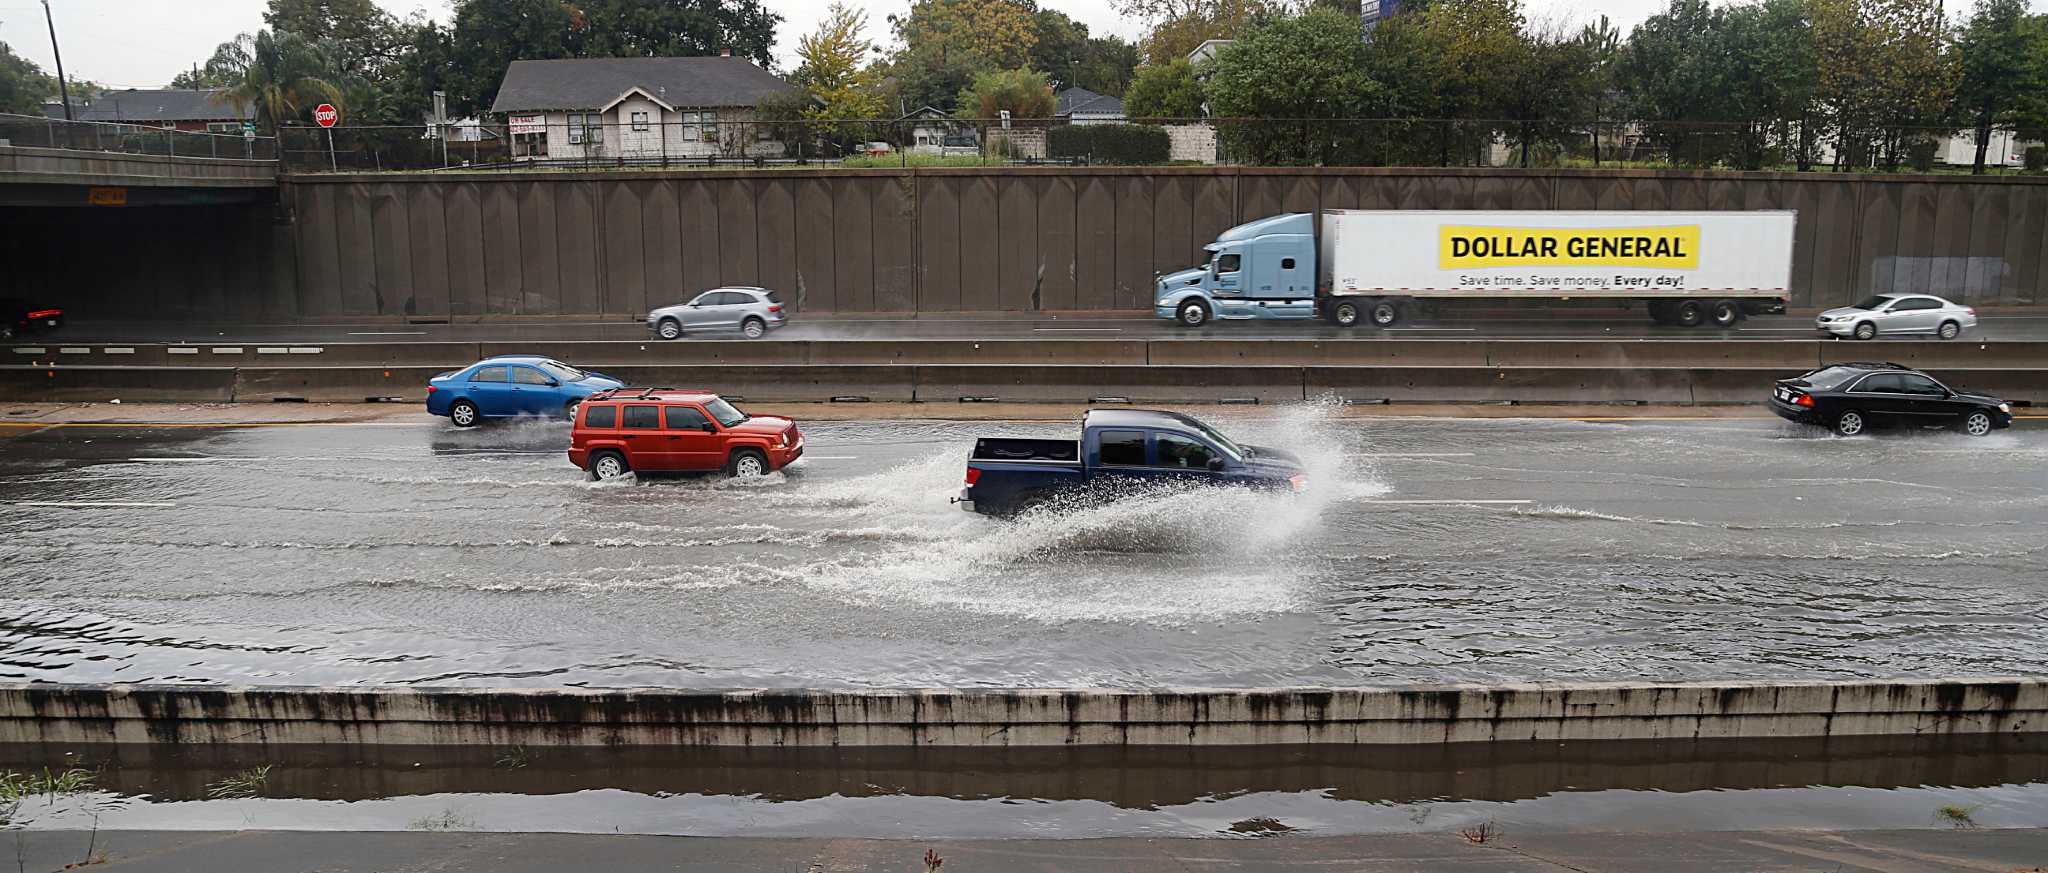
left=570, top=389, right=803, bottom=480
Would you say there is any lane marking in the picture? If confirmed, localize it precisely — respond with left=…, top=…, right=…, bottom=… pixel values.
left=348, top=331, right=428, bottom=336
left=129, top=457, right=251, bottom=462
left=1740, top=328, right=1822, bottom=332
left=1032, top=328, right=1122, bottom=332
left=16, top=501, right=177, bottom=508
left=0, top=421, right=424, bottom=429
left=1371, top=452, right=1476, bottom=458
left=797, top=455, right=858, bottom=460
left=1361, top=499, right=1533, bottom=505
left=1384, top=327, right=1477, bottom=331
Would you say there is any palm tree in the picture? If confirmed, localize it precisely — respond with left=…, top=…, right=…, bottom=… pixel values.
left=220, top=30, right=341, bottom=132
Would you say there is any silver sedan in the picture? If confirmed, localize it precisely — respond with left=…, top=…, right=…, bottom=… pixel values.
left=1815, top=294, right=1978, bottom=340
left=647, top=287, right=788, bottom=340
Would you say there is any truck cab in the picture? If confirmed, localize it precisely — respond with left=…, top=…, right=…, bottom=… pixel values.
left=1154, top=213, right=1318, bottom=327
left=958, top=409, right=1306, bottom=517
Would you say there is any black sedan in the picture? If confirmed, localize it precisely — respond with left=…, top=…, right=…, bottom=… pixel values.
left=1, top=298, right=64, bottom=343
left=1770, top=361, right=2013, bottom=437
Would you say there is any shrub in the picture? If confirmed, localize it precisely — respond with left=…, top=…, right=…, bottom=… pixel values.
left=2026, top=146, right=2045, bottom=172
left=1048, top=124, right=1170, bottom=164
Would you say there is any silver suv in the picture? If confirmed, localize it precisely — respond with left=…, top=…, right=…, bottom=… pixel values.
left=1816, top=294, right=1978, bottom=340
left=647, top=287, right=787, bottom=340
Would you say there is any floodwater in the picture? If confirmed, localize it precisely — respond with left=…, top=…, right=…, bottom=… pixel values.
left=1, top=735, right=2046, bottom=838
left=0, top=406, right=2044, bottom=688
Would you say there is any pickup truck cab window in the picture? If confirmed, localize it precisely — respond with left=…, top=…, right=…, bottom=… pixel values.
left=1155, top=434, right=1218, bottom=469
left=1098, top=430, right=1147, bottom=466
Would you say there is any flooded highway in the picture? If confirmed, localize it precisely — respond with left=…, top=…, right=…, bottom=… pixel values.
left=1, top=406, right=2044, bottom=689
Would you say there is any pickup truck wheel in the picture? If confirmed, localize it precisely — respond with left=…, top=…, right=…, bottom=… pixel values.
left=1329, top=300, right=1362, bottom=328
left=1674, top=300, right=1707, bottom=328
left=1369, top=300, right=1401, bottom=327
left=590, top=451, right=630, bottom=480
left=656, top=318, right=683, bottom=340
left=449, top=400, right=480, bottom=428
left=726, top=449, right=768, bottom=478
left=1177, top=300, right=1210, bottom=327
left=1709, top=299, right=1741, bottom=328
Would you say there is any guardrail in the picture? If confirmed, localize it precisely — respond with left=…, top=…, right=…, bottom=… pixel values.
left=0, top=112, right=276, bottom=161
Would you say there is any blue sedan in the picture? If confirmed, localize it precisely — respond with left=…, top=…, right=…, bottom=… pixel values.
left=426, top=357, right=624, bottom=427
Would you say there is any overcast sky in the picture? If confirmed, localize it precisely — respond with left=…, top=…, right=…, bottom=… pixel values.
left=0, top=0, right=2026, bottom=92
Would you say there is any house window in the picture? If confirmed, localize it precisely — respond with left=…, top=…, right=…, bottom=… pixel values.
left=568, top=113, right=603, bottom=145
left=682, top=112, right=700, bottom=141
left=631, top=111, right=649, bottom=132
left=702, top=110, right=719, bottom=142
left=207, top=122, right=241, bottom=135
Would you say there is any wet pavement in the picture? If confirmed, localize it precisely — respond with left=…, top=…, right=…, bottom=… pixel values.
left=1, top=406, right=2043, bottom=690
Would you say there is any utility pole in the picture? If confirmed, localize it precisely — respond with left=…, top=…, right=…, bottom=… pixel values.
left=41, top=0, right=75, bottom=121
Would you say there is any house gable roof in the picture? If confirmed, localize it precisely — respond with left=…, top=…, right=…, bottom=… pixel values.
left=78, top=89, right=252, bottom=123
left=1055, top=87, right=1124, bottom=117
left=598, top=85, right=677, bottom=113
left=490, top=57, right=799, bottom=114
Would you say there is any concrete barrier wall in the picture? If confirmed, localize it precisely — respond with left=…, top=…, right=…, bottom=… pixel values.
left=1, top=679, right=2038, bottom=747
left=282, top=167, right=2048, bottom=320
left=8, top=362, right=2043, bottom=405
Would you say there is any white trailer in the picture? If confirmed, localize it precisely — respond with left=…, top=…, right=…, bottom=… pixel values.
left=1153, top=210, right=1797, bottom=329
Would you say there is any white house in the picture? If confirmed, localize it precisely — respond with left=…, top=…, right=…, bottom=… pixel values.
left=489, top=54, right=801, bottom=161
left=1055, top=87, right=1126, bottom=125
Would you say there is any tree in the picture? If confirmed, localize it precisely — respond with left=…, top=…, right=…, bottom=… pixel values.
left=0, top=38, right=52, bottom=115
left=1953, top=0, right=2038, bottom=173
left=955, top=67, right=1056, bottom=118
left=264, top=0, right=403, bottom=78
left=1206, top=8, right=1387, bottom=164
left=221, top=30, right=343, bottom=131
left=1498, top=24, right=1595, bottom=166
left=1363, top=0, right=1523, bottom=164
left=1124, top=0, right=1281, bottom=65
left=795, top=3, right=889, bottom=144
left=173, top=34, right=254, bottom=89
left=1813, top=0, right=1954, bottom=169
left=570, top=0, right=781, bottom=65
left=440, top=0, right=578, bottom=117
left=1718, top=0, right=1819, bottom=169
left=886, top=0, right=1039, bottom=110
left=1124, top=58, right=1205, bottom=118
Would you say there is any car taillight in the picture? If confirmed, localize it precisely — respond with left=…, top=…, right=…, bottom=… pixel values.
left=427, top=385, right=437, bottom=395
left=767, top=305, right=783, bottom=313
left=26, top=309, right=61, bottom=319
left=1966, top=307, right=1977, bottom=316
left=1795, top=394, right=1813, bottom=407
left=1289, top=474, right=1307, bottom=492
left=964, top=468, right=981, bottom=486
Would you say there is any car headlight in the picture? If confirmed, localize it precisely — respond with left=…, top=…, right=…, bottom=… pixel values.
left=2000, top=403, right=2011, bottom=413
left=1158, top=298, right=1173, bottom=306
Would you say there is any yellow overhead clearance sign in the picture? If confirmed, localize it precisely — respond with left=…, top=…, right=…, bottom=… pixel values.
left=1438, top=224, right=1701, bottom=269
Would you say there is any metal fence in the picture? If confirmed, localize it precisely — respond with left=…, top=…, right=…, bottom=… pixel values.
left=272, top=117, right=2047, bottom=175
left=0, top=112, right=276, bottom=161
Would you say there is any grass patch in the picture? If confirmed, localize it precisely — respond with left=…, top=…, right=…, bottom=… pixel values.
left=493, top=746, right=531, bottom=770
left=1459, top=820, right=1500, bottom=844
left=0, top=769, right=95, bottom=800
left=205, top=765, right=272, bottom=799
left=409, top=808, right=477, bottom=831
left=1936, top=803, right=1981, bottom=828
left=840, top=153, right=1000, bottom=169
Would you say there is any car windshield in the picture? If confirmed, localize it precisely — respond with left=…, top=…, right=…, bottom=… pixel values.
left=1174, top=416, right=1245, bottom=461
left=704, top=397, right=748, bottom=427
left=1849, top=295, right=1894, bottom=310
left=1800, top=366, right=1868, bottom=391
left=537, top=361, right=587, bottom=382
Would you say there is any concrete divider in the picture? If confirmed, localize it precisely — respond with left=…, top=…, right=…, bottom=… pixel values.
left=0, top=365, right=237, bottom=403
left=913, top=365, right=1302, bottom=403
left=1485, top=341, right=1822, bottom=370
left=1821, top=341, right=2048, bottom=370
left=812, top=340, right=1150, bottom=366
left=1147, top=340, right=1488, bottom=367
left=477, top=341, right=809, bottom=365
left=233, top=366, right=448, bottom=402
left=1308, top=367, right=1703, bottom=404
left=1, top=678, right=2037, bottom=747
left=597, top=364, right=918, bottom=403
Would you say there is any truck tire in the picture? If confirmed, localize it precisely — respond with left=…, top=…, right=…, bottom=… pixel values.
left=1674, top=299, right=1707, bottom=328
left=1329, top=300, right=1363, bottom=328
left=1709, top=299, right=1741, bottom=328
left=1177, top=300, right=1210, bottom=327
left=1646, top=301, right=1673, bottom=325
left=1369, top=299, right=1401, bottom=327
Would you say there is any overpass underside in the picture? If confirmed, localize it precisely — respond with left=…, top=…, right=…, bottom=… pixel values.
left=0, top=144, right=287, bottom=319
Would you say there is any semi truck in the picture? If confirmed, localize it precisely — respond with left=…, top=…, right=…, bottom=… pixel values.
left=1153, top=210, right=1797, bottom=329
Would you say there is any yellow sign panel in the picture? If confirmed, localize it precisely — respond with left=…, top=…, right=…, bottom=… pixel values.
left=1439, top=225, right=1701, bottom=269
left=87, top=187, right=128, bottom=206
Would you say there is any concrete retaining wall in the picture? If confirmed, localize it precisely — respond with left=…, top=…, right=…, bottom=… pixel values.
left=0, top=679, right=2038, bottom=747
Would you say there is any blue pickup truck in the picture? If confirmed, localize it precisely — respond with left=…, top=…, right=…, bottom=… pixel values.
left=955, top=409, right=1307, bottom=517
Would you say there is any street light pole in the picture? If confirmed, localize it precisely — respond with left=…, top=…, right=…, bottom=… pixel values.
left=40, top=0, right=75, bottom=121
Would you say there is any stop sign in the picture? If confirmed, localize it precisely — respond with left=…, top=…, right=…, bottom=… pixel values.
left=314, top=104, right=339, bottom=128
